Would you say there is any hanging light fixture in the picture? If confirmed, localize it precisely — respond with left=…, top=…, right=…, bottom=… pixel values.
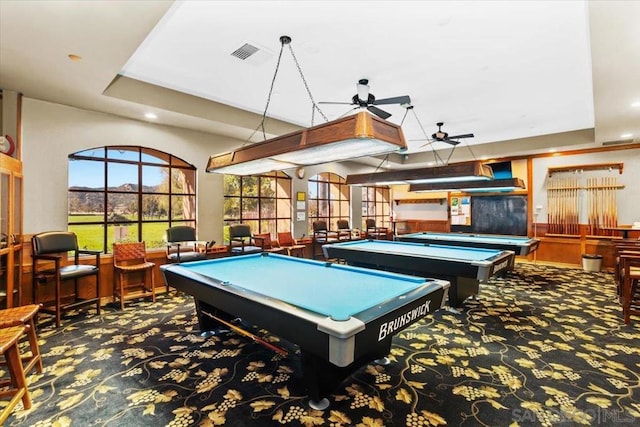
left=206, top=36, right=408, bottom=176
left=207, top=111, right=407, bottom=175
left=409, top=177, right=525, bottom=192
left=346, top=161, right=494, bottom=186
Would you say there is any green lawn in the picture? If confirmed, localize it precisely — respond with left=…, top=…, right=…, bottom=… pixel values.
left=69, top=215, right=174, bottom=251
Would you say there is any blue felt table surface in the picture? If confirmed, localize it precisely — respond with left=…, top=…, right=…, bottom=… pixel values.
left=178, top=254, right=431, bottom=321
left=330, top=239, right=504, bottom=261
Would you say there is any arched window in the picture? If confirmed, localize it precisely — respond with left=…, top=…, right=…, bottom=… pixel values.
left=307, top=172, right=350, bottom=233
left=68, top=146, right=196, bottom=252
left=362, top=185, right=391, bottom=229
left=223, top=171, right=292, bottom=240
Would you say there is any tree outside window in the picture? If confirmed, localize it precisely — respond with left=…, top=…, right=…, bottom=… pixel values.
left=307, top=172, right=350, bottom=233
left=223, top=172, right=292, bottom=242
left=362, top=186, right=391, bottom=229
left=68, top=146, right=196, bottom=252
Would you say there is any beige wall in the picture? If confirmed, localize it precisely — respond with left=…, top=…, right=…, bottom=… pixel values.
left=20, top=98, right=371, bottom=243
left=21, top=98, right=237, bottom=244
left=532, top=149, right=640, bottom=224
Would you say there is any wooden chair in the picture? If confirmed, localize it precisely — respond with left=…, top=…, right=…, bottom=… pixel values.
left=277, top=232, right=306, bottom=257
left=620, top=253, right=640, bottom=324
left=365, top=219, right=388, bottom=240
left=0, top=325, right=32, bottom=424
left=0, top=304, right=43, bottom=376
left=31, top=231, right=101, bottom=328
left=166, top=226, right=208, bottom=264
left=112, top=242, right=156, bottom=310
left=253, top=233, right=288, bottom=254
left=312, top=220, right=339, bottom=259
left=613, top=243, right=640, bottom=298
left=228, top=224, right=263, bottom=256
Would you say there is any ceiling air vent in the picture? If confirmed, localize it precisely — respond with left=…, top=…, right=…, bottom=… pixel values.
left=231, top=43, right=259, bottom=60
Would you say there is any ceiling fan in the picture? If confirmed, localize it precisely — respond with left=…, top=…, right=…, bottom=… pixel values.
left=422, top=122, right=475, bottom=146
left=319, top=79, right=411, bottom=120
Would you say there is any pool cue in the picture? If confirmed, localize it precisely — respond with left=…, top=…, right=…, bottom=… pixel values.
left=587, top=178, right=594, bottom=235
left=592, top=178, right=597, bottom=234
left=612, top=178, right=618, bottom=227
left=571, top=178, right=580, bottom=234
left=576, top=177, right=580, bottom=234
left=202, top=310, right=288, bottom=357
left=560, top=179, right=565, bottom=233
left=604, top=178, right=608, bottom=233
left=568, top=178, right=573, bottom=234
left=551, top=181, right=556, bottom=234
left=604, top=177, right=609, bottom=234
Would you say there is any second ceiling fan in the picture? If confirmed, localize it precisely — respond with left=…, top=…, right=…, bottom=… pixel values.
left=427, top=122, right=475, bottom=146
left=319, top=79, right=411, bottom=120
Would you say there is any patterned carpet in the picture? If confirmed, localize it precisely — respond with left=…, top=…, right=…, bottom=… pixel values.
left=2, top=262, right=640, bottom=426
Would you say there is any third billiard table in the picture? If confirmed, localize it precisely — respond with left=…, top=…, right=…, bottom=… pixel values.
left=398, top=232, right=540, bottom=257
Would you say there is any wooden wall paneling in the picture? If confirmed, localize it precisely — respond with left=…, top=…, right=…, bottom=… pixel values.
left=536, top=236, right=583, bottom=265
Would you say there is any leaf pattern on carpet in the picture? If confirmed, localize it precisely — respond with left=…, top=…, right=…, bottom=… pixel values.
left=2, top=263, right=640, bottom=426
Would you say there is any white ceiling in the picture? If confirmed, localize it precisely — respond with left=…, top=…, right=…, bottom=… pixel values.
left=1, top=0, right=639, bottom=168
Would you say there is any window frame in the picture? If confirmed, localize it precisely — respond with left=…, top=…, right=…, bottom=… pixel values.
left=307, top=172, right=350, bottom=233
left=67, top=146, right=197, bottom=253
left=362, top=185, right=391, bottom=229
left=223, top=171, right=292, bottom=240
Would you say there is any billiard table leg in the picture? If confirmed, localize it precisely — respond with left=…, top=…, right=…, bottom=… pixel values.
left=308, top=398, right=330, bottom=411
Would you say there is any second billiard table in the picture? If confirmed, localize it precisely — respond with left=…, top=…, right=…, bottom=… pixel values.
left=323, top=239, right=515, bottom=307
left=161, top=253, right=449, bottom=409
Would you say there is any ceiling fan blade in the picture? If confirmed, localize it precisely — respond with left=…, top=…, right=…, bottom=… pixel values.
left=447, top=133, right=475, bottom=139
left=367, top=105, right=392, bottom=119
left=372, top=95, right=411, bottom=106
left=318, top=101, right=355, bottom=105
left=443, top=139, right=462, bottom=146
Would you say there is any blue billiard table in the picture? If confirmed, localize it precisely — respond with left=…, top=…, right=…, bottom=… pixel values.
left=398, top=232, right=540, bottom=257
left=323, top=239, right=515, bottom=307
left=160, top=253, right=449, bottom=409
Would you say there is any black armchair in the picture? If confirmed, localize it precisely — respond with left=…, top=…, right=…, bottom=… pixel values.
left=336, top=219, right=353, bottom=241
left=228, top=224, right=263, bottom=255
left=31, top=231, right=101, bottom=327
left=365, top=219, right=389, bottom=240
left=312, top=220, right=339, bottom=259
left=166, top=226, right=208, bottom=263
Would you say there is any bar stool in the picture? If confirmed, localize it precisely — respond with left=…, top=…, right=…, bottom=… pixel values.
left=0, top=304, right=43, bottom=375
left=0, top=325, right=32, bottom=424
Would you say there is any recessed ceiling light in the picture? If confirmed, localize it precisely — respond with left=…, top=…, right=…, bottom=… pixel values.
left=144, top=112, right=158, bottom=120
left=631, top=101, right=640, bottom=108
left=68, top=54, right=82, bottom=61
left=620, top=133, right=633, bottom=139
